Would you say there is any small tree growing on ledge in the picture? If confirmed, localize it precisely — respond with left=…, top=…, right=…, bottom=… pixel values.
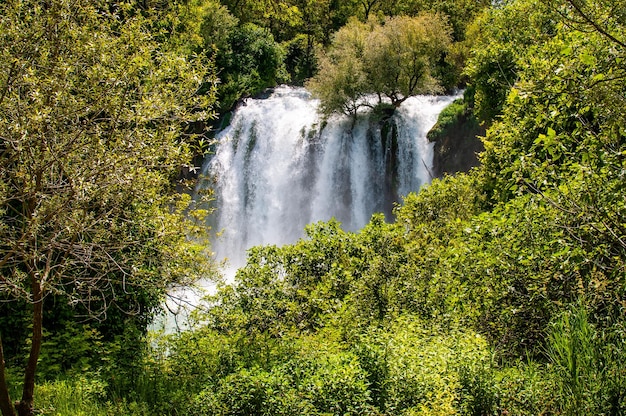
left=0, top=1, right=217, bottom=415
left=307, top=13, right=452, bottom=118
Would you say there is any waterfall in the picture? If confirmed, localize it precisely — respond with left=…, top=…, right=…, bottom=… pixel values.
left=201, top=86, right=458, bottom=278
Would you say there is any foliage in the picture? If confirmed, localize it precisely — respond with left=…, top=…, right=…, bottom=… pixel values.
left=2, top=0, right=626, bottom=414
left=0, top=0, right=216, bottom=414
left=142, top=315, right=496, bottom=416
left=482, top=309, right=626, bottom=415
left=207, top=219, right=357, bottom=340
left=37, top=322, right=104, bottom=379
left=197, top=0, right=239, bottom=53
left=426, top=98, right=466, bottom=142
left=151, top=0, right=490, bottom=113
left=307, top=14, right=453, bottom=117
left=474, top=0, right=626, bottom=351
left=0, top=0, right=216, bottom=310
left=146, top=0, right=235, bottom=57
left=191, top=367, right=304, bottom=416
left=283, top=34, right=320, bottom=83
left=306, top=17, right=370, bottom=117
left=365, top=15, right=452, bottom=105
left=216, top=23, right=288, bottom=110
left=546, top=304, right=626, bottom=414
left=480, top=26, right=626, bottom=200
left=33, top=375, right=152, bottom=416
left=359, top=317, right=492, bottom=415
left=464, top=0, right=557, bottom=123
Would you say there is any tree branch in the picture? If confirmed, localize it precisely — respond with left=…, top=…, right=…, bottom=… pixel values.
left=565, top=0, right=626, bottom=49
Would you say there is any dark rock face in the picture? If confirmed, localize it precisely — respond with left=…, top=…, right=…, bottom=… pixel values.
left=428, top=104, right=486, bottom=178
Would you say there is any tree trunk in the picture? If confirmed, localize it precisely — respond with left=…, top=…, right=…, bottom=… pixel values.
left=15, top=280, right=43, bottom=416
left=0, top=335, right=17, bottom=416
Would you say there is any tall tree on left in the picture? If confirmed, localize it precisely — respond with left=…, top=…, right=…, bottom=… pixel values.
left=0, top=1, right=217, bottom=415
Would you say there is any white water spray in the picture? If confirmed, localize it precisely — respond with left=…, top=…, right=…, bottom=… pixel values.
left=201, top=86, right=458, bottom=278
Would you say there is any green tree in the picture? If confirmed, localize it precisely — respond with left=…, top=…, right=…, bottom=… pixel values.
left=306, top=17, right=371, bottom=117
left=216, top=23, right=287, bottom=110
left=464, top=0, right=556, bottom=123
left=464, top=0, right=626, bottom=357
left=385, top=0, right=491, bottom=42
left=307, top=14, right=452, bottom=117
left=280, top=0, right=333, bottom=82
left=153, top=0, right=237, bottom=56
left=365, top=14, right=452, bottom=107
left=199, top=0, right=239, bottom=53
left=219, top=0, right=303, bottom=42
left=0, top=1, right=216, bottom=415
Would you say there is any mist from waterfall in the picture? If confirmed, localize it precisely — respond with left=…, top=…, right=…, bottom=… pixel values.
left=201, top=86, right=458, bottom=278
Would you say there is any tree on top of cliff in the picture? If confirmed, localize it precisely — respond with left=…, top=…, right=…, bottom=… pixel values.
left=307, top=14, right=452, bottom=118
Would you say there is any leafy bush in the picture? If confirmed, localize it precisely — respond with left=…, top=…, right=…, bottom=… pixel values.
left=493, top=362, right=558, bottom=415
left=299, top=351, right=374, bottom=415
left=383, top=317, right=491, bottom=415
left=217, top=23, right=288, bottom=110
left=426, top=98, right=465, bottom=142
left=191, top=368, right=307, bottom=416
left=352, top=317, right=495, bottom=415
left=32, top=376, right=150, bottom=416
left=187, top=335, right=375, bottom=416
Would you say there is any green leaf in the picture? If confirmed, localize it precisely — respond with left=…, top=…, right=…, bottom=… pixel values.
left=592, top=73, right=605, bottom=82
left=580, top=53, right=596, bottom=66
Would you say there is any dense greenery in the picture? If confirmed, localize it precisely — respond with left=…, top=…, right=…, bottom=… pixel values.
left=307, top=14, right=453, bottom=117
left=167, top=0, right=489, bottom=112
left=2, top=0, right=625, bottom=415
left=0, top=0, right=217, bottom=415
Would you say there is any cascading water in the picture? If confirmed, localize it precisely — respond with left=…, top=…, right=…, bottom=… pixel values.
left=200, top=86, right=458, bottom=279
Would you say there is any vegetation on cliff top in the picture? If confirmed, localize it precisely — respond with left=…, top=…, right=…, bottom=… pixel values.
left=1, top=0, right=625, bottom=414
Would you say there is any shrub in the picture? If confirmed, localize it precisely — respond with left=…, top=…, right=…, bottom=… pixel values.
left=32, top=376, right=150, bottom=416
left=357, top=316, right=492, bottom=415
left=191, top=367, right=307, bottom=416
left=299, top=352, right=375, bottom=415
left=426, top=98, right=466, bottom=142
left=546, top=305, right=626, bottom=415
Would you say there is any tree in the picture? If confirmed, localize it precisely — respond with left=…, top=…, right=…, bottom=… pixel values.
left=307, top=14, right=452, bottom=117
left=154, top=0, right=238, bottom=56
left=463, top=0, right=557, bottom=123
left=469, top=0, right=626, bottom=355
left=358, top=0, right=382, bottom=19
left=0, top=1, right=217, bottom=415
left=306, top=17, right=371, bottom=117
left=219, top=0, right=303, bottom=42
left=551, top=0, right=626, bottom=49
left=384, top=0, right=491, bottom=42
left=216, top=23, right=287, bottom=110
left=365, top=14, right=452, bottom=107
